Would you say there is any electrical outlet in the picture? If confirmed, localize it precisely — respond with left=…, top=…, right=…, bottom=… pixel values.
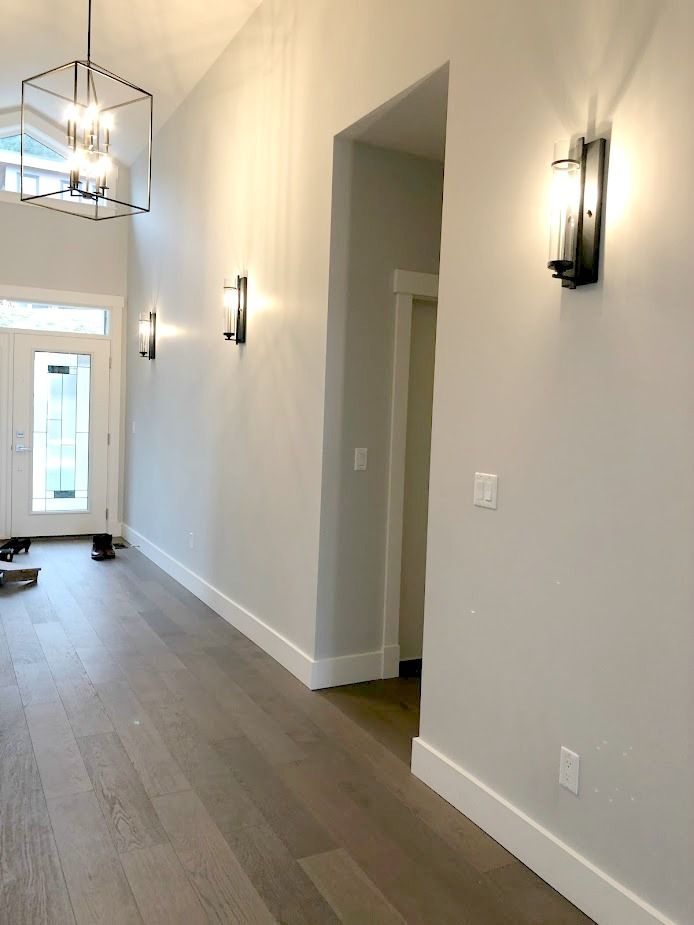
left=131, top=420, right=136, bottom=435
left=354, top=448, right=368, bottom=471
left=559, top=746, right=580, bottom=795
left=188, top=532, right=195, bottom=550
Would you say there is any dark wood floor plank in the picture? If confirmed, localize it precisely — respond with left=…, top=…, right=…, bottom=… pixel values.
left=215, top=735, right=335, bottom=859
left=202, top=649, right=306, bottom=764
left=0, top=685, right=41, bottom=796
left=120, top=843, right=208, bottom=924
left=35, top=622, right=115, bottom=737
left=281, top=758, right=511, bottom=925
left=77, top=732, right=168, bottom=854
left=0, top=781, right=76, bottom=924
left=3, top=613, right=46, bottom=666
left=47, top=790, right=143, bottom=924
left=75, top=644, right=126, bottom=685
left=0, top=623, right=17, bottom=690
left=4, top=541, right=594, bottom=925
left=153, top=789, right=276, bottom=924
left=187, top=648, right=324, bottom=746
left=219, top=821, right=340, bottom=925
left=25, top=699, right=92, bottom=800
left=95, top=680, right=190, bottom=797
left=300, top=848, right=406, bottom=925
left=14, top=660, right=60, bottom=707
left=489, top=860, right=596, bottom=925
left=158, top=666, right=242, bottom=743
left=20, top=582, right=58, bottom=625
left=138, top=685, right=266, bottom=830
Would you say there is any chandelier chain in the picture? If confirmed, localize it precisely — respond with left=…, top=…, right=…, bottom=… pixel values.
left=87, top=0, right=92, bottom=64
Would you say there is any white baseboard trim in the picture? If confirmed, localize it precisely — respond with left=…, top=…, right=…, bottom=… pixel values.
left=122, top=523, right=393, bottom=692
left=411, top=738, right=677, bottom=925
left=310, top=649, right=383, bottom=690
left=122, top=524, right=314, bottom=687
left=382, top=644, right=400, bottom=678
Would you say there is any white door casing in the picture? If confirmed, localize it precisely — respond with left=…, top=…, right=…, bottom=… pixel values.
left=382, top=269, right=439, bottom=678
left=11, top=333, right=110, bottom=537
left=0, top=285, right=124, bottom=540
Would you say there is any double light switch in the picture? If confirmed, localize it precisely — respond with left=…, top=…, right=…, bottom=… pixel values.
left=474, top=472, right=498, bottom=509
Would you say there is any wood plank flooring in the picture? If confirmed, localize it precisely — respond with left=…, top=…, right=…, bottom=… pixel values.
left=0, top=539, right=595, bottom=924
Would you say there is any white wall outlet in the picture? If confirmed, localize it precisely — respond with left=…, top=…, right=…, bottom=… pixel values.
left=131, top=420, right=136, bottom=435
left=559, top=746, right=580, bottom=795
left=473, top=472, right=498, bottom=509
left=188, top=532, right=195, bottom=550
left=354, top=447, right=368, bottom=471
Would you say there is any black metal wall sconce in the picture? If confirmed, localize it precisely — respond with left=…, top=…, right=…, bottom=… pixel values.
left=138, top=311, right=156, bottom=359
left=223, top=276, right=247, bottom=344
left=548, top=137, right=607, bottom=288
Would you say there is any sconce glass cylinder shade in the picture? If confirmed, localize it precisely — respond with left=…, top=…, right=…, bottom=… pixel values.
left=548, top=139, right=581, bottom=278
left=138, top=311, right=155, bottom=359
left=223, top=276, right=247, bottom=344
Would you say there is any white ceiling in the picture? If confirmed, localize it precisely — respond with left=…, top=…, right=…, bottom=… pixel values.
left=1, top=0, right=261, bottom=133
left=346, top=66, right=449, bottom=163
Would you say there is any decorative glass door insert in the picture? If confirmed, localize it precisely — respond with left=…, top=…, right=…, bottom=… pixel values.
left=32, top=351, right=91, bottom=512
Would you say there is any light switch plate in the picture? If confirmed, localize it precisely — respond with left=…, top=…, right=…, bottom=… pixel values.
left=474, top=472, right=498, bottom=509
left=354, top=448, right=368, bottom=471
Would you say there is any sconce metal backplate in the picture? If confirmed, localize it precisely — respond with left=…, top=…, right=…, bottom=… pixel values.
left=560, top=137, right=607, bottom=289
left=148, top=311, right=156, bottom=359
left=235, top=275, right=247, bottom=344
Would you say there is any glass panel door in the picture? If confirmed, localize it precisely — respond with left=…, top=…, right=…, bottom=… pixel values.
left=11, top=334, right=110, bottom=537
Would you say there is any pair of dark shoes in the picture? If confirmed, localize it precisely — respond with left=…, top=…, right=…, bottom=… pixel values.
left=91, top=533, right=115, bottom=561
left=0, top=537, right=31, bottom=563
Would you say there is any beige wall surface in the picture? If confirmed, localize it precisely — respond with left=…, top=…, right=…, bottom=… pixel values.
left=0, top=198, right=127, bottom=297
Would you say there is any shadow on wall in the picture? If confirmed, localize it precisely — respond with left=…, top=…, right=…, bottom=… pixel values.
left=515, top=0, right=663, bottom=135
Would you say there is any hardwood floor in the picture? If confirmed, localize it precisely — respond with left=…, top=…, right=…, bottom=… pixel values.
left=0, top=539, right=595, bottom=924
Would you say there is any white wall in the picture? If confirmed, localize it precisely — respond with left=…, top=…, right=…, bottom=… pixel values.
left=315, top=141, right=443, bottom=660
left=0, top=197, right=128, bottom=296
left=123, top=2, right=692, bottom=923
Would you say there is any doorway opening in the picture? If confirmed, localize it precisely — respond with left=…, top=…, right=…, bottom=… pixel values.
left=316, top=65, right=448, bottom=761
left=0, top=289, right=123, bottom=541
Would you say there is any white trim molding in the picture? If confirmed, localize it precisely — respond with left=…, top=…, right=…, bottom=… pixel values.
left=411, top=738, right=678, bottom=925
left=382, top=270, right=439, bottom=675
left=123, top=523, right=315, bottom=686
left=123, top=523, right=387, bottom=691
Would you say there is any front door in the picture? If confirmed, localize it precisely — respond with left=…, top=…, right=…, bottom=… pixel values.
left=11, top=333, right=110, bottom=536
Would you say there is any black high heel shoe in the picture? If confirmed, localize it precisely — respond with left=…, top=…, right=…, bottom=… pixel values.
left=1, top=537, right=31, bottom=556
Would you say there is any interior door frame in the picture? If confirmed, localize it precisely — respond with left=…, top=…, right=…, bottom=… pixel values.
left=0, top=284, right=124, bottom=539
left=381, top=269, right=439, bottom=678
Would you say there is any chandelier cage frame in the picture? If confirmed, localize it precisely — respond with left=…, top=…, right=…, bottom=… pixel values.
left=20, top=0, right=153, bottom=221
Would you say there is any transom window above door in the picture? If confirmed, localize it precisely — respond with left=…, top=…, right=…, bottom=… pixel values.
left=0, top=299, right=109, bottom=336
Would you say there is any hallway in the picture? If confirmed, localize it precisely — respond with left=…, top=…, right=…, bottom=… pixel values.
left=0, top=539, right=593, bottom=924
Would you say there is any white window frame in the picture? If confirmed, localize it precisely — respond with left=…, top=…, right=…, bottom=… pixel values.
left=0, top=285, right=125, bottom=539
left=0, top=109, right=120, bottom=214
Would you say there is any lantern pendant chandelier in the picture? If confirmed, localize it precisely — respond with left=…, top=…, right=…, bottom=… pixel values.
left=21, top=0, right=152, bottom=220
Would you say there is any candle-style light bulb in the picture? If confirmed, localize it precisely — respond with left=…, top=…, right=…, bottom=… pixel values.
left=101, top=112, right=114, bottom=151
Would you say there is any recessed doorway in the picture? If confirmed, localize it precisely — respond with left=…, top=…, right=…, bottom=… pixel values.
left=317, top=64, right=449, bottom=760
left=0, top=289, right=123, bottom=540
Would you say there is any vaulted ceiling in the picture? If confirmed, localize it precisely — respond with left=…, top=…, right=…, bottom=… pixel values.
left=1, top=0, right=261, bottom=133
